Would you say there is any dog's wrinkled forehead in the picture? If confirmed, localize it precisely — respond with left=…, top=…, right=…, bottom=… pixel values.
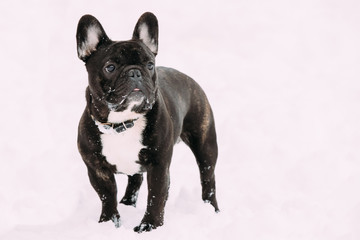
left=106, top=41, right=154, bottom=65
left=86, top=40, right=155, bottom=69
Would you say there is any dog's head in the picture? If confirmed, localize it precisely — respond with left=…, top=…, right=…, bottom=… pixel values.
left=76, top=12, right=158, bottom=114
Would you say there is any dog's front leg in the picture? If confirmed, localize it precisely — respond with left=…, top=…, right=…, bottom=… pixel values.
left=87, top=167, right=120, bottom=228
left=134, top=164, right=170, bottom=233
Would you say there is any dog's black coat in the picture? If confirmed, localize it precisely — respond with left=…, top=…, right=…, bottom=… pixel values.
left=76, top=12, right=219, bottom=233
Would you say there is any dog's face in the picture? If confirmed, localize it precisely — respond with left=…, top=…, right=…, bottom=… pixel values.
left=85, top=40, right=157, bottom=113
left=76, top=13, right=159, bottom=114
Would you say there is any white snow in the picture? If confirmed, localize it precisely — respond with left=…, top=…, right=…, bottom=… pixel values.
left=1, top=0, right=360, bottom=239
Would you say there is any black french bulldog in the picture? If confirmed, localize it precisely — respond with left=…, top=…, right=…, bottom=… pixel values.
left=76, top=12, right=219, bottom=233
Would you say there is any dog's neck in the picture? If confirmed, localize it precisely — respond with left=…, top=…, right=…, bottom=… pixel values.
left=91, top=100, right=146, bottom=134
left=91, top=114, right=139, bottom=134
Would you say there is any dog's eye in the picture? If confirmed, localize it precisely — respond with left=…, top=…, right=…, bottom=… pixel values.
left=105, top=64, right=115, bottom=73
left=147, top=62, right=154, bottom=70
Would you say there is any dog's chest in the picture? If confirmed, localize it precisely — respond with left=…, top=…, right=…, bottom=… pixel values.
left=100, top=112, right=147, bottom=176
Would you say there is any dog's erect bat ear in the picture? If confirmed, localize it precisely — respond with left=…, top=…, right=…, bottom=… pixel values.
left=132, top=12, right=159, bottom=56
left=76, top=15, right=110, bottom=62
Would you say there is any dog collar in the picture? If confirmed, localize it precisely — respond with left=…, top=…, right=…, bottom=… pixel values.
left=91, top=115, right=138, bottom=134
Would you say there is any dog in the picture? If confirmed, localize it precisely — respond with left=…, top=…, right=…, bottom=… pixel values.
left=76, top=12, right=219, bottom=233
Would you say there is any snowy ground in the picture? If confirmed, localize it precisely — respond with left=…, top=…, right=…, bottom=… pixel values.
left=1, top=0, right=360, bottom=239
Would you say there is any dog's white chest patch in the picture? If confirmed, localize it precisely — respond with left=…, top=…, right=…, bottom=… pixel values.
left=100, top=111, right=147, bottom=176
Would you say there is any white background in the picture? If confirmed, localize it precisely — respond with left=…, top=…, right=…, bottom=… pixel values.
left=1, top=0, right=360, bottom=239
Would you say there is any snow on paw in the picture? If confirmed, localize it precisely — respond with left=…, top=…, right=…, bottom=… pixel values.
left=99, top=212, right=121, bottom=229
left=111, top=214, right=121, bottom=228
left=133, top=222, right=157, bottom=233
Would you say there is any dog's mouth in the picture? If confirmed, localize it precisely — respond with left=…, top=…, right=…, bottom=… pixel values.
left=106, top=88, right=155, bottom=112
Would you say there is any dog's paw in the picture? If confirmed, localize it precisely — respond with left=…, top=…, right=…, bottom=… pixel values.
left=111, top=214, right=121, bottom=228
left=204, top=199, right=220, bottom=213
left=120, top=197, right=137, bottom=207
left=99, top=213, right=121, bottom=228
left=133, top=222, right=157, bottom=233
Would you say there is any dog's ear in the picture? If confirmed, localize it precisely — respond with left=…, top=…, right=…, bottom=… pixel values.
left=76, top=15, right=110, bottom=62
left=132, top=12, right=159, bottom=56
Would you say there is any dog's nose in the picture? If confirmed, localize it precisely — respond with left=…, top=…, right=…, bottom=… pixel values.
left=128, top=69, right=142, bottom=78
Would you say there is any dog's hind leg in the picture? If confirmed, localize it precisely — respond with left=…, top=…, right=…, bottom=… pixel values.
left=181, top=108, right=219, bottom=212
left=120, top=173, right=143, bottom=207
left=194, top=128, right=219, bottom=212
